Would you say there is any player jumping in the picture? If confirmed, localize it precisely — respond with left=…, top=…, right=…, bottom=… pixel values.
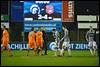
left=85, top=26, right=97, bottom=56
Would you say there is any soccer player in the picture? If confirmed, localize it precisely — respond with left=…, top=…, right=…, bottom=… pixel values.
left=59, top=26, right=71, bottom=56
left=85, top=26, right=97, bottom=56
left=52, top=28, right=60, bottom=56
left=27, top=27, right=37, bottom=56
left=36, top=27, right=44, bottom=56
left=1, top=25, right=13, bottom=56
left=41, top=28, right=49, bottom=55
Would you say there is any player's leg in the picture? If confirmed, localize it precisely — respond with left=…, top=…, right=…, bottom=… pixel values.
left=54, top=47, right=58, bottom=56
left=33, top=44, right=37, bottom=56
left=1, top=46, right=5, bottom=54
left=6, top=43, right=13, bottom=56
left=93, top=41, right=97, bottom=56
left=40, top=47, right=43, bottom=56
left=57, top=40, right=61, bottom=56
left=7, top=45, right=13, bottom=56
left=27, top=44, right=31, bottom=56
left=53, top=40, right=57, bottom=56
left=60, top=47, right=64, bottom=56
left=36, top=41, right=40, bottom=55
left=1, top=41, right=5, bottom=54
left=45, top=42, right=48, bottom=55
left=27, top=49, right=30, bottom=56
left=37, top=46, right=40, bottom=55
left=57, top=48, right=61, bottom=56
left=67, top=42, right=71, bottom=56
left=34, top=48, right=37, bottom=56
left=67, top=47, right=71, bottom=56
left=44, top=42, right=48, bottom=55
left=60, top=42, right=65, bottom=56
left=88, top=42, right=94, bottom=56
left=8, top=48, right=13, bottom=56
left=40, top=43, right=43, bottom=56
left=54, top=41, right=58, bottom=56
left=40, top=40, right=44, bottom=56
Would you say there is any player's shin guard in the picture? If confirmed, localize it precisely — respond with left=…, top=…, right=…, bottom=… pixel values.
left=68, top=48, right=71, bottom=56
left=57, top=48, right=61, bottom=56
left=93, top=48, right=96, bottom=55
left=1, top=47, right=5, bottom=53
left=8, top=48, right=13, bottom=56
left=40, top=48, right=43, bottom=56
left=1, top=49, right=3, bottom=54
left=89, top=48, right=94, bottom=56
left=60, top=49, right=64, bottom=56
left=27, top=49, right=30, bottom=56
left=34, top=49, right=37, bottom=56
left=54, top=49, right=57, bottom=56
left=1, top=48, right=4, bottom=54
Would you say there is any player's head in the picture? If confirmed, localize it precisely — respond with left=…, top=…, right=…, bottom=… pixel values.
left=90, top=26, right=93, bottom=30
left=62, top=26, right=65, bottom=30
left=52, top=28, right=56, bottom=32
left=62, top=26, right=68, bottom=31
left=31, top=27, right=34, bottom=31
left=3, top=25, right=6, bottom=30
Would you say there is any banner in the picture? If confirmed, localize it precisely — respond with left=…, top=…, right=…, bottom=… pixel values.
left=62, top=1, right=74, bottom=22
left=24, top=22, right=62, bottom=32
left=1, top=42, right=98, bottom=50
left=1, top=15, right=9, bottom=21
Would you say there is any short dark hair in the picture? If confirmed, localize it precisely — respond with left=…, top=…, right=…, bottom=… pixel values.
left=3, top=25, right=6, bottom=29
left=52, top=29, right=56, bottom=31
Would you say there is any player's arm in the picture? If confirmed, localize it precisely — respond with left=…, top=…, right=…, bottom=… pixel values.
left=28, top=32, right=30, bottom=41
left=60, top=30, right=66, bottom=42
left=8, top=32, right=9, bottom=42
left=85, top=31, right=89, bottom=42
left=1, top=31, right=3, bottom=42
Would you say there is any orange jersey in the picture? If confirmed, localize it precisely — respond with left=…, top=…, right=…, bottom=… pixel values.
left=28, top=31, right=36, bottom=48
left=36, top=31, right=44, bottom=46
left=2, top=29, right=9, bottom=47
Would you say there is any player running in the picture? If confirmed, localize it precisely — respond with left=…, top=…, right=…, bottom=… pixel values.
left=1, top=25, right=13, bottom=56
left=59, top=26, right=71, bottom=56
left=85, top=26, right=97, bottom=56
left=27, top=27, right=37, bottom=56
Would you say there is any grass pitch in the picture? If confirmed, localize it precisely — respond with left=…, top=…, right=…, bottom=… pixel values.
left=1, top=50, right=99, bottom=66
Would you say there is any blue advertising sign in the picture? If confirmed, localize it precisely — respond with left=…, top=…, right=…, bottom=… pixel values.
left=24, top=22, right=62, bottom=32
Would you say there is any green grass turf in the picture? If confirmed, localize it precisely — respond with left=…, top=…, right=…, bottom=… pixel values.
left=1, top=50, right=99, bottom=66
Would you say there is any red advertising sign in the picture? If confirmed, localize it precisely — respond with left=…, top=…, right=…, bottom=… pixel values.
left=62, top=1, right=74, bottom=22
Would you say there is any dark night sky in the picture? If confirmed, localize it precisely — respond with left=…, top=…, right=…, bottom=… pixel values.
left=76, top=1, right=99, bottom=15
left=1, top=1, right=8, bottom=14
left=1, top=1, right=99, bottom=15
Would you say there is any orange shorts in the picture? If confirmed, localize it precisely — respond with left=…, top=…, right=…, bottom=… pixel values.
left=36, top=40, right=43, bottom=47
left=28, top=42, right=36, bottom=49
left=2, top=40, right=8, bottom=48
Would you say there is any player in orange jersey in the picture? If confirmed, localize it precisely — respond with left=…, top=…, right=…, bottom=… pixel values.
left=36, top=27, right=44, bottom=56
left=27, top=27, right=37, bottom=56
left=1, top=25, right=13, bottom=56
